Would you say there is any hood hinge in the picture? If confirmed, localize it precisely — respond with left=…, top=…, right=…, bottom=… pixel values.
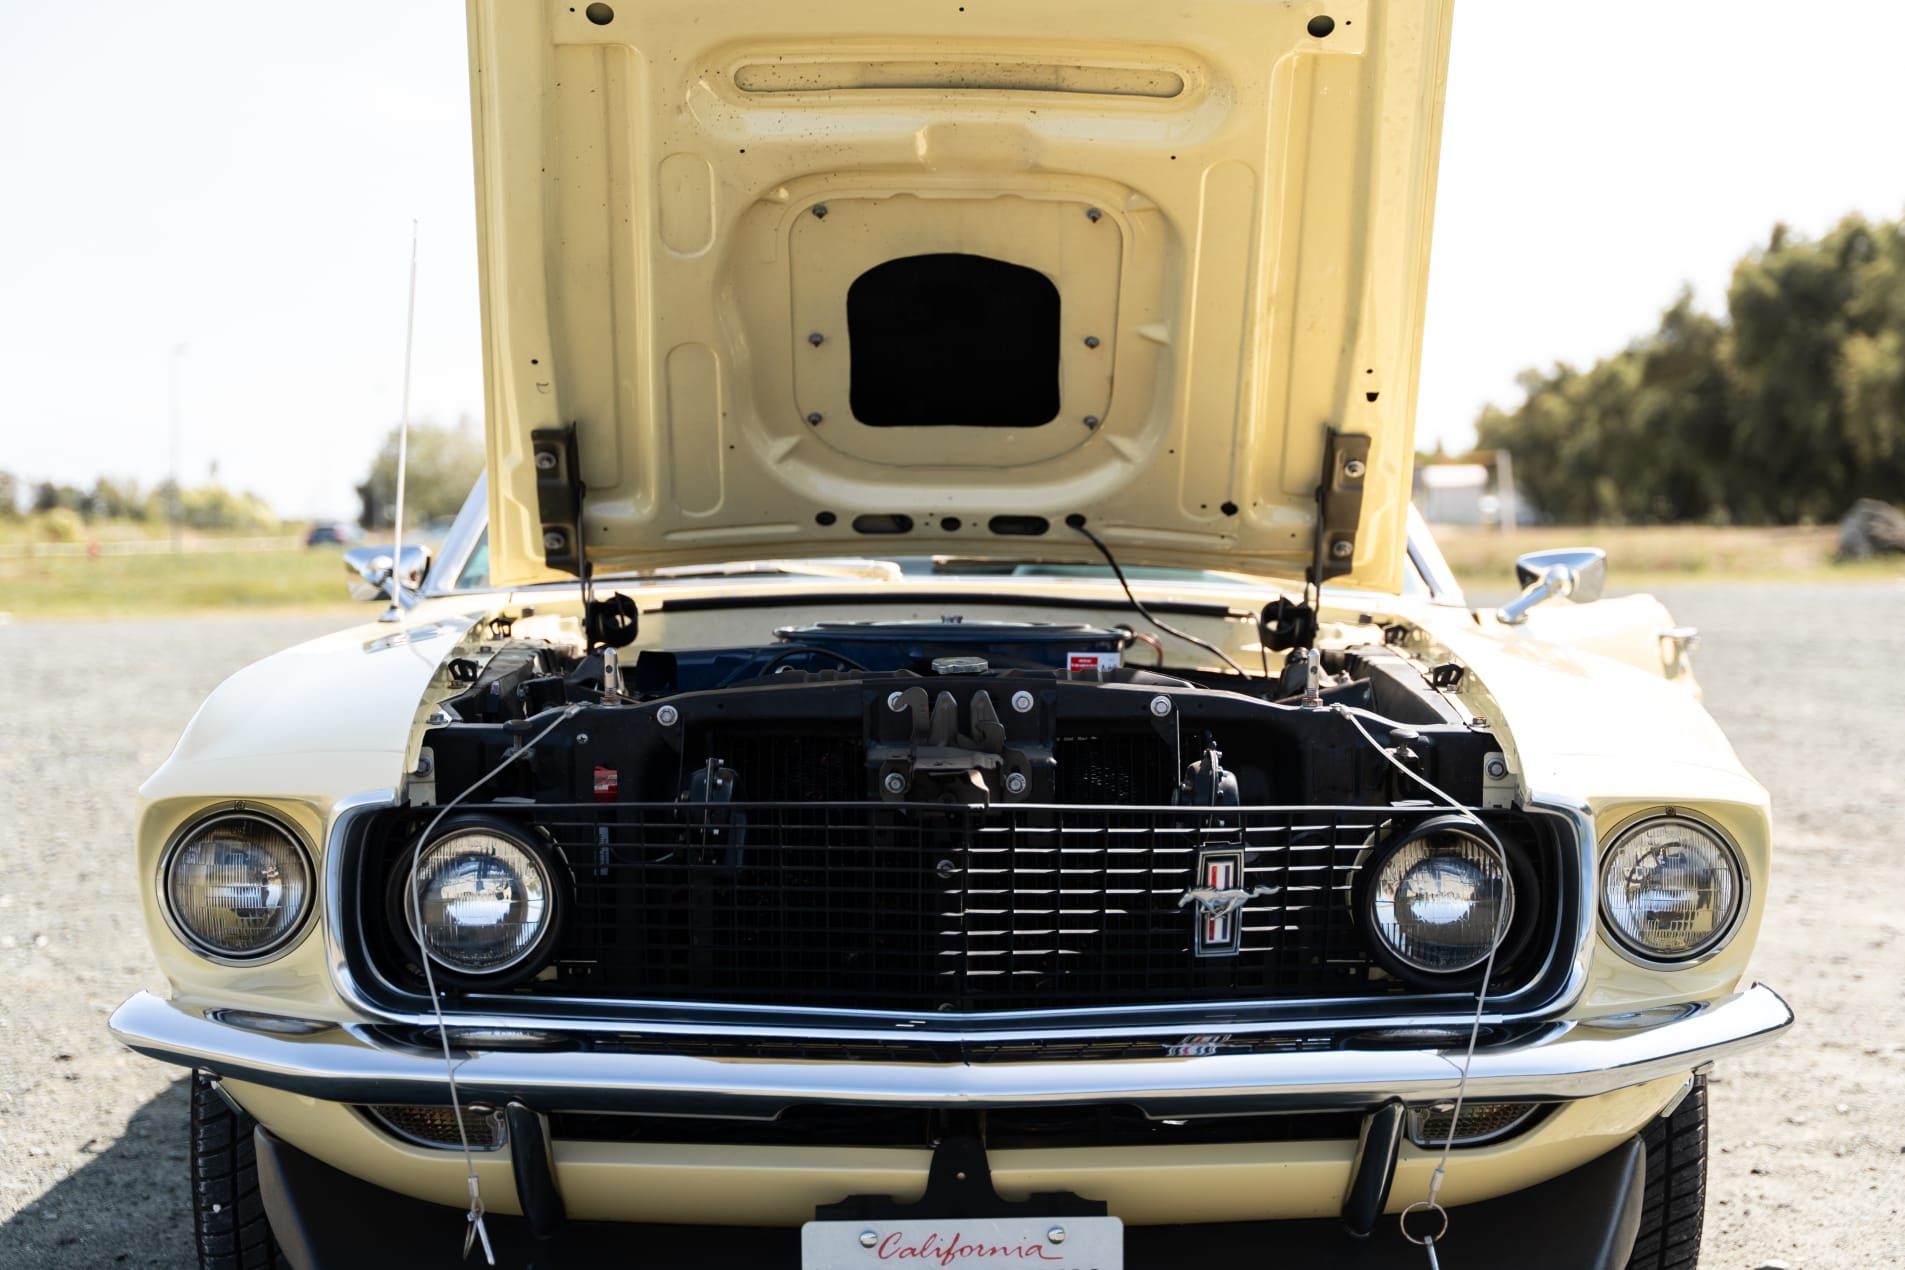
left=1307, top=428, right=1371, bottom=587
left=1264, top=429, right=1371, bottom=654
left=531, top=422, right=640, bottom=653
left=530, top=422, right=585, bottom=577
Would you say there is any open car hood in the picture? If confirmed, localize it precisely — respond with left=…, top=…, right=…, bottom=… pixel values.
left=467, top=0, right=1451, bottom=591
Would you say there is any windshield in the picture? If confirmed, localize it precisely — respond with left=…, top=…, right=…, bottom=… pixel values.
left=455, top=534, right=490, bottom=591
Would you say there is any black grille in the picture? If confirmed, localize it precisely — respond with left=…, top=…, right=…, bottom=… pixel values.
left=691, top=730, right=862, bottom=801
left=364, top=802, right=1555, bottom=1014
left=1054, top=732, right=1178, bottom=804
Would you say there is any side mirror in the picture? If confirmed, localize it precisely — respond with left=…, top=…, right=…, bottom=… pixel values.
left=1495, top=548, right=1607, bottom=625
left=343, top=544, right=432, bottom=604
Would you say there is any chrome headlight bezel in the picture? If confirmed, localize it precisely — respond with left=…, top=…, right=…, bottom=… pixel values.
left=1598, top=809, right=1749, bottom=969
left=1356, top=816, right=1526, bottom=984
left=388, top=817, right=567, bottom=986
left=158, top=806, right=317, bottom=965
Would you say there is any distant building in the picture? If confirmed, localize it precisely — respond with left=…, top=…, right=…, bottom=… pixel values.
left=1413, top=454, right=1540, bottom=528
left=1415, top=463, right=1494, bottom=525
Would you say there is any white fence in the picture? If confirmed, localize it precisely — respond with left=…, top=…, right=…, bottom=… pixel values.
left=0, top=535, right=306, bottom=560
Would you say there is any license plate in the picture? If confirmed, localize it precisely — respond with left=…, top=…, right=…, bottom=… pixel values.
left=801, top=1216, right=1123, bottom=1269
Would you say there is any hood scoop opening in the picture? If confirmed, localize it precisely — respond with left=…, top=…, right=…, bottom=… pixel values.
left=847, top=253, right=1060, bottom=427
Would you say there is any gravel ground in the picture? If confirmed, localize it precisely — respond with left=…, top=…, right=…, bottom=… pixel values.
left=1, top=589, right=1901, bottom=1268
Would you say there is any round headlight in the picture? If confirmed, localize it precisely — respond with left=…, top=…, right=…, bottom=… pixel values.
left=162, top=811, right=313, bottom=961
left=1600, top=814, right=1744, bottom=963
left=1365, top=822, right=1516, bottom=975
left=404, top=824, right=560, bottom=977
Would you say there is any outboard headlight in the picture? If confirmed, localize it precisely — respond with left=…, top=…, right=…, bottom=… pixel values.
left=400, top=820, right=564, bottom=981
left=161, top=810, right=314, bottom=962
left=1600, top=813, right=1745, bottom=964
left=1360, top=818, right=1516, bottom=978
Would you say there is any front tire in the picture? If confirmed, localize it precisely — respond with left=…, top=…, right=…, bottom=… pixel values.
left=1626, top=1075, right=1709, bottom=1270
left=189, top=1071, right=288, bottom=1270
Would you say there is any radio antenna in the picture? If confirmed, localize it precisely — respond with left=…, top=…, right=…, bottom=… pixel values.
left=380, top=219, right=421, bottom=623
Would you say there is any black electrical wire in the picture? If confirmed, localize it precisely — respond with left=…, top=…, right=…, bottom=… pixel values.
left=716, top=644, right=874, bottom=687
left=1068, top=519, right=1252, bottom=677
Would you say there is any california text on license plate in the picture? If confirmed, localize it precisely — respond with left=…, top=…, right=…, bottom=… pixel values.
left=801, top=1217, right=1123, bottom=1269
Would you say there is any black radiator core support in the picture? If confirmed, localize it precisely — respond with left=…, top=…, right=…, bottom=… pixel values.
left=422, top=673, right=1504, bottom=809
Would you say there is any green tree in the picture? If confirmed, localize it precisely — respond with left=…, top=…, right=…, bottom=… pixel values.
left=33, top=507, right=85, bottom=543
left=179, top=485, right=278, bottom=532
left=356, top=419, right=483, bottom=531
left=89, top=476, right=146, bottom=521
left=143, top=480, right=182, bottom=527
left=1476, top=213, right=1905, bottom=524
left=32, top=481, right=90, bottom=515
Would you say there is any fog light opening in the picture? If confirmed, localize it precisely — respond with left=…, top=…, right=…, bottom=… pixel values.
left=1405, top=1101, right=1543, bottom=1148
left=363, top=1104, right=508, bottom=1152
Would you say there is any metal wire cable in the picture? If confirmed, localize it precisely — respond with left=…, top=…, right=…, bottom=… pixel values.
left=1068, top=520, right=1253, bottom=678
left=403, top=702, right=584, bottom=1265
left=1332, top=703, right=1514, bottom=1264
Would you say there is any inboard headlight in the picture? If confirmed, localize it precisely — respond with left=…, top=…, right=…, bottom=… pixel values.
left=402, top=822, right=562, bottom=979
left=1362, top=818, right=1516, bottom=977
left=162, top=811, right=313, bottom=961
left=1600, top=814, right=1744, bottom=963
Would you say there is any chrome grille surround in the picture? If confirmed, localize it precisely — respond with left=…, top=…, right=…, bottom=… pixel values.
left=332, top=795, right=1591, bottom=1034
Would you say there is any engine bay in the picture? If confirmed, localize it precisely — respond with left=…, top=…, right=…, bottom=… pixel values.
left=417, top=616, right=1496, bottom=812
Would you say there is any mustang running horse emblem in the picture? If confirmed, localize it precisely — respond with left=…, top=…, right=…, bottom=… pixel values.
left=1181, top=848, right=1280, bottom=957
left=1177, top=884, right=1280, bottom=921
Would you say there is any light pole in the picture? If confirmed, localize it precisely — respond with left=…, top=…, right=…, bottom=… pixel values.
left=168, top=343, right=187, bottom=554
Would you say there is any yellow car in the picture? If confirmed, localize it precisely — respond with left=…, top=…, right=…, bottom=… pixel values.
left=112, top=2, right=1788, bottom=1266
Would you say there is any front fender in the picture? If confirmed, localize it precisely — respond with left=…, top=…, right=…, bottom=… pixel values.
left=139, top=614, right=476, bottom=804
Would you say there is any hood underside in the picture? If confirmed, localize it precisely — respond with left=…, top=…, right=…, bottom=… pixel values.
left=467, top=0, right=1451, bottom=590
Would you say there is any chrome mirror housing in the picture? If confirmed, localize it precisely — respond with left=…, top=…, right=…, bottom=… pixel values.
left=1496, top=548, right=1608, bottom=625
left=343, top=544, right=432, bottom=605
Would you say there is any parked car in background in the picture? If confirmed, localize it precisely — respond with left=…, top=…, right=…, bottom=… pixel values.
left=112, top=3, right=1786, bottom=1267
left=303, top=521, right=360, bottom=548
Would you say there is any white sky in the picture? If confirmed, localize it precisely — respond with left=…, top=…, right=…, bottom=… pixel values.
left=4, top=1, right=1904, bottom=519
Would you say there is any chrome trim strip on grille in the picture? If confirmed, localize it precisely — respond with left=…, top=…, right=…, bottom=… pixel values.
left=322, top=787, right=403, bottom=1027
left=1533, top=788, right=1599, bottom=1031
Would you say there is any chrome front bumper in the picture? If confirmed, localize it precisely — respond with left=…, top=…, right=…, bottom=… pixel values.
left=109, top=985, right=1790, bottom=1119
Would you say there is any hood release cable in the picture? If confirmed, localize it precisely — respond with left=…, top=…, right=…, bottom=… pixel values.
left=1333, top=704, right=1512, bottom=1269
left=405, top=702, right=585, bottom=1264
